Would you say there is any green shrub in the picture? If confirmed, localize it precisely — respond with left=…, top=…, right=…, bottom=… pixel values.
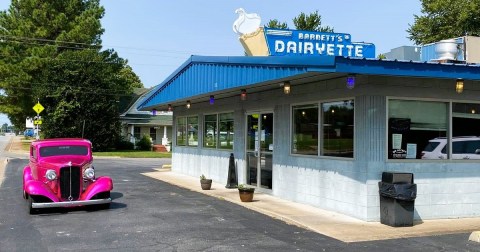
left=136, top=134, right=152, bottom=151
left=116, top=138, right=134, bottom=150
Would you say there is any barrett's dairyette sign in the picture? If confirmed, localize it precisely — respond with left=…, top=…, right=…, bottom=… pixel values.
left=264, top=28, right=375, bottom=58
left=233, top=8, right=375, bottom=58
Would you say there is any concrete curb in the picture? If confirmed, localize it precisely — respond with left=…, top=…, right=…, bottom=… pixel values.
left=469, top=231, right=480, bottom=243
left=0, top=158, right=7, bottom=187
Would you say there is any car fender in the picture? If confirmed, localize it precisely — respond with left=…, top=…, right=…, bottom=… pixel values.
left=24, top=180, right=59, bottom=202
left=81, top=176, right=113, bottom=200
left=23, top=166, right=33, bottom=186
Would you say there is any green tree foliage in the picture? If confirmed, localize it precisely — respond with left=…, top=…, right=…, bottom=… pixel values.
left=293, top=10, right=334, bottom=32
left=0, top=0, right=143, bottom=150
left=408, top=0, right=480, bottom=45
left=265, top=19, right=289, bottom=29
left=377, top=53, right=387, bottom=60
left=266, top=10, right=333, bottom=32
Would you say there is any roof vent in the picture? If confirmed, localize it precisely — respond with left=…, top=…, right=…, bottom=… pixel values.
left=435, top=39, right=458, bottom=60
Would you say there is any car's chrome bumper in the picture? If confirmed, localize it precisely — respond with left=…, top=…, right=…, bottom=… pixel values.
left=32, top=198, right=112, bottom=208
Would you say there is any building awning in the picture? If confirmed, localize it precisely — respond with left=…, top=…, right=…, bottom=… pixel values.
left=138, top=55, right=480, bottom=111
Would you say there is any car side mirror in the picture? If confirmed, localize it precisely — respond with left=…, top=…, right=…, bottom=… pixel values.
left=475, top=149, right=480, bottom=154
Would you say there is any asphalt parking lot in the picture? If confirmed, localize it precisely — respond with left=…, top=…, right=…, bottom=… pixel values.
left=1, top=157, right=479, bottom=251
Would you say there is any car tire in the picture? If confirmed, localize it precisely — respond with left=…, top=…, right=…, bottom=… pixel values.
left=27, top=197, right=37, bottom=215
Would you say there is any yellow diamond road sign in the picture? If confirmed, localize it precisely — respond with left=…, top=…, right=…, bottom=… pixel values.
left=33, top=102, right=44, bottom=114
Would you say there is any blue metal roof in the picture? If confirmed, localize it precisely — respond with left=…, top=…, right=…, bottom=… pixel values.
left=138, top=55, right=480, bottom=110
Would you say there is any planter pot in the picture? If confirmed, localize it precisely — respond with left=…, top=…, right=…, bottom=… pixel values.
left=200, top=179, right=212, bottom=190
left=238, top=189, right=255, bottom=202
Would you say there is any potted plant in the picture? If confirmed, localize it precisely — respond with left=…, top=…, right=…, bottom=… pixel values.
left=237, top=184, right=255, bottom=202
left=200, top=174, right=212, bottom=190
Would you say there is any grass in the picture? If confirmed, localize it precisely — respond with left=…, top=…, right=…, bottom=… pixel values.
left=93, top=150, right=171, bottom=158
left=19, top=138, right=171, bottom=158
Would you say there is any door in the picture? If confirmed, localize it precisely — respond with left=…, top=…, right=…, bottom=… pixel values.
left=246, top=113, right=273, bottom=190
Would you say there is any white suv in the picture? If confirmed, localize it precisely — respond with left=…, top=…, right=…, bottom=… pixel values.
left=421, top=136, right=480, bottom=160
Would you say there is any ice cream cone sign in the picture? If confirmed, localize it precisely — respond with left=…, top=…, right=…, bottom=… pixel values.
left=232, top=8, right=261, bottom=35
left=233, top=8, right=268, bottom=56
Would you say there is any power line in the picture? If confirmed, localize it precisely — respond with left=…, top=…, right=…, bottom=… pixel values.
left=0, top=34, right=206, bottom=56
left=0, top=78, right=143, bottom=96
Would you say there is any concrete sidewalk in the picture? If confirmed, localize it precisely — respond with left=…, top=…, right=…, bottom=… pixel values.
left=0, top=136, right=28, bottom=186
left=143, top=167, right=480, bottom=243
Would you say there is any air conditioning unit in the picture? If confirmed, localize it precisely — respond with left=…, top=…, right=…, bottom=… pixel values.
left=421, top=36, right=480, bottom=64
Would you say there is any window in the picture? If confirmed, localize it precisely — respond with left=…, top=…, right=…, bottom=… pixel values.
left=133, top=127, right=141, bottom=140
left=204, top=114, right=217, bottom=148
left=204, top=112, right=234, bottom=150
left=292, top=100, right=354, bottom=158
left=149, top=128, right=156, bottom=142
left=176, top=117, right=187, bottom=146
left=322, top=100, right=354, bottom=157
left=452, top=102, right=480, bottom=159
left=176, top=116, right=198, bottom=147
left=30, top=146, right=37, bottom=160
left=388, top=99, right=448, bottom=159
left=187, top=116, right=199, bottom=147
left=292, top=104, right=318, bottom=155
left=219, top=113, right=234, bottom=149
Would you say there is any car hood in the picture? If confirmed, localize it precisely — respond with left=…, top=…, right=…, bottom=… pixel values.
left=37, top=156, right=92, bottom=169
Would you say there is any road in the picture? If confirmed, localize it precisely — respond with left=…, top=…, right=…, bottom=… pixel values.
left=0, top=153, right=478, bottom=251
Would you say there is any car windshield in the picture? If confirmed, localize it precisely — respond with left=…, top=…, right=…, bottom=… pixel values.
left=423, top=141, right=440, bottom=152
left=40, top=145, right=88, bottom=157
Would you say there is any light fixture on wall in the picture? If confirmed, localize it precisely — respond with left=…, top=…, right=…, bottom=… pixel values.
left=240, top=89, right=247, bottom=101
left=456, top=78, right=464, bottom=93
left=283, top=81, right=291, bottom=94
left=346, top=74, right=356, bottom=89
left=186, top=100, right=191, bottom=109
left=209, top=95, right=215, bottom=105
left=167, top=104, right=172, bottom=111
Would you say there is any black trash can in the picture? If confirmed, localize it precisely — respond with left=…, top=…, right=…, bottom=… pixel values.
left=378, top=172, right=417, bottom=227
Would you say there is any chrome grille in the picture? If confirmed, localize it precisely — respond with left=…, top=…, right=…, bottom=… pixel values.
left=59, top=166, right=81, bottom=201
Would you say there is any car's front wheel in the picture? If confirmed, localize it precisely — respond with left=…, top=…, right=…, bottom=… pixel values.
left=27, top=197, right=36, bottom=215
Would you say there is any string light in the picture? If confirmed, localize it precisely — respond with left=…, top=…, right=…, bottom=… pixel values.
left=240, top=89, right=247, bottom=101
left=283, top=81, right=291, bottom=94
left=456, top=78, right=464, bottom=93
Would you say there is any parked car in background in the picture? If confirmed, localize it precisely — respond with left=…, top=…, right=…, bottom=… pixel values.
left=421, top=136, right=480, bottom=160
left=23, top=138, right=113, bottom=214
left=24, top=128, right=34, bottom=137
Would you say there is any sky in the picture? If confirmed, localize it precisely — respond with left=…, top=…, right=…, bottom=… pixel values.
left=0, top=0, right=422, bottom=126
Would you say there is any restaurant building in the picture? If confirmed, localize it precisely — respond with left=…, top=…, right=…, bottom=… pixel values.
left=138, top=26, right=480, bottom=221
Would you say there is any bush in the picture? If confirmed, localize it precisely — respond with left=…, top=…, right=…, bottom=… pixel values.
left=116, top=138, right=134, bottom=150
left=136, top=134, right=152, bottom=151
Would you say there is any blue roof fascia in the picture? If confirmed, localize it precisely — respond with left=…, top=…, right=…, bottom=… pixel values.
left=138, top=55, right=480, bottom=111
left=335, top=57, right=480, bottom=80
left=138, top=55, right=336, bottom=110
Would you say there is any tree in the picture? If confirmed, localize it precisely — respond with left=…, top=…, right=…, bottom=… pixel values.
left=377, top=53, right=387, bottom=60
left=265, top=19, right=289, bottom=29
left=0, top=0, right=143, bottom=150
left=407, top=0, right=480, bottom=45
left=293, top=10, right=334, bottom=32
left=266, top=10, right=334, bottom=32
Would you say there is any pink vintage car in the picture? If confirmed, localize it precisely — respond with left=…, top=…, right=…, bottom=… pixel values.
left=23, top=138, right=113, bottom=214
